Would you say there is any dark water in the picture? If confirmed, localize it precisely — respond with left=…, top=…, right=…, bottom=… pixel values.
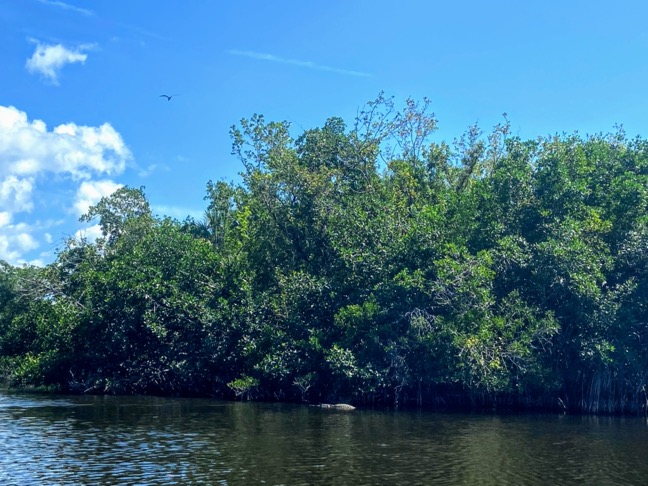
left=1, top=392, right=647, bottom=485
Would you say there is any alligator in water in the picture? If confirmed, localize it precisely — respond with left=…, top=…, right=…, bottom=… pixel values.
left=313, top=403, right=356, bottom=410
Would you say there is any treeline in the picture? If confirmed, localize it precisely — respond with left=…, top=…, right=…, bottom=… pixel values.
left=1, top=95, right=647, bottom=414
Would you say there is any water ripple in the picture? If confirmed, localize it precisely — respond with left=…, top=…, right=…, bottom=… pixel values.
left=1, top=394, right=647, bottom=485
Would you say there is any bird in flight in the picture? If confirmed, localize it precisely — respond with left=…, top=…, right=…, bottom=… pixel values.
left=160, top=94, right=178, bottom=101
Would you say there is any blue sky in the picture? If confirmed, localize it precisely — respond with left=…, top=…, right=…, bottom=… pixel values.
left=1, top=0, right=648, bottom=265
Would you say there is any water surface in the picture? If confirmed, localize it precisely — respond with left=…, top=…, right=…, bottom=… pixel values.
left=1, top=392, right=646, bottom=484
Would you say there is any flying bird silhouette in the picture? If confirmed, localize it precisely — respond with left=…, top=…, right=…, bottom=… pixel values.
left=160, top=94, right=178, bottom=101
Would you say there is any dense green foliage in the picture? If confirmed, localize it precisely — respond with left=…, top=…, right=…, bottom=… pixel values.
left=2, top=96, right=647, bottom=414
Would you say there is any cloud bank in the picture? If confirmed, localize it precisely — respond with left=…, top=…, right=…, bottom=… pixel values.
left=0, top=105, right=130, bottom=265
left=25, top=40, right=93, bottom=85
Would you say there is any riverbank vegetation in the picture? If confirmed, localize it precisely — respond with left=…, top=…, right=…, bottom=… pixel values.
left=1, top=95, right=647, bottom=414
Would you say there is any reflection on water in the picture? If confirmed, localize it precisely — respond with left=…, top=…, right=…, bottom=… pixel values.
left=0, top=392, right=647, bottom=485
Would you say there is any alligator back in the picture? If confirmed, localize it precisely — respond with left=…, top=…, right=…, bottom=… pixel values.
left=317, top=403, right=356, bottom=410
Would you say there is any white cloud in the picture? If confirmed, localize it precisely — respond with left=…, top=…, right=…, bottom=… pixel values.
left=24, top=258, right=46, bottom=267
left=0, top=105, right=130, bottom=180
left=25, top=40, right=92, bottom=85
left=0, top=176, right=34, bottom=213
left=228, top=50, right=372, bottom=77
left=73, top=224, right=103, bottom=243
left=74, top=180, right=123, bottom=216
left=36, top=0, right=94, bottom=16
left=137, top=163, right=158, bottom=177
left=0, top=212, right=11, bottom=227
left=0, top=105, right=131, bottom=265
left=0, top=224, right=39, bottom=264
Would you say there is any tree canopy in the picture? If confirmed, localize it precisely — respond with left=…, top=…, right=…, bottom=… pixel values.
left=1, top=95, right=647, bottom=414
